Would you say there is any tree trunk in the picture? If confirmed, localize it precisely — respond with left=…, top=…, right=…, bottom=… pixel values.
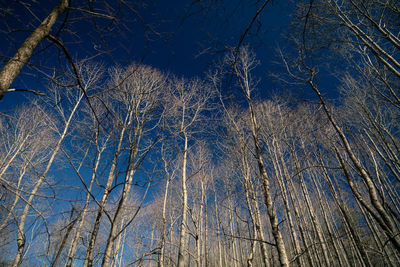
left=177, top=133, right=189, bottom=267
left=252, top=193, right=271, bottom=267
left=101, top=151, right=138, bottom=267
left=84, top=111, right=131, bottom=267
left=320, top=155, right=368, bottom=267
left=203, top=182, right=208, bottom=267
left=65, top=134, right=107, bottom=267
left=271, top=138, right=303, bottom=264
left=12, top=93, right=83, bottom=267
left=212, top=181, right=224, bottom=267
left=0, top=0, right=69, bottom=99
left=249, top=102, right=289, bottom=266
left=52, top=209, right=78, bottom=267
left=231, top=49, right=289, bottom=266
left=309, top=76, right=400, bottom=252
left=0, top=163, right=28, bottom=232
left=159, top=157, right=171, bottom=267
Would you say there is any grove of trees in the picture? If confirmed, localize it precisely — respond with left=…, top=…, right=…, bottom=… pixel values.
left=0, top=0, right=399, bottom=266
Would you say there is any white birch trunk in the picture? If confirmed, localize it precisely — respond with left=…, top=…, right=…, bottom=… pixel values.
left=12, top=93, right=83, bottom=267
left=177, top=133, right=189, bottom=267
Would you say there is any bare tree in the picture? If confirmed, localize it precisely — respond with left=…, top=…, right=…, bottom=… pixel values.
left=223, top=47, right=290, bottom=266
left=100, top=64, right=166, bottom=267
left=165, top=76, right=213, bottom=267
left=10, top=60, right=101, bottom=266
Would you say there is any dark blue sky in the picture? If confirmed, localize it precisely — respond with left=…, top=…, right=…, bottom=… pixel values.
left=0, top=0, right=297, bottom=111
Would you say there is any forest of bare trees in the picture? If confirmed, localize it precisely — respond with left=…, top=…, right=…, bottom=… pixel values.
left=0, top=0, right=399, bottom=266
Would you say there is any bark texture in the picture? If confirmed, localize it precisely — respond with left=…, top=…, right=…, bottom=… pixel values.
left=0, top=0, right=69, bottom=100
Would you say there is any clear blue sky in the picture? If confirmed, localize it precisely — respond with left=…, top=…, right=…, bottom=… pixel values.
left=0, top=0, right=296, bottom=110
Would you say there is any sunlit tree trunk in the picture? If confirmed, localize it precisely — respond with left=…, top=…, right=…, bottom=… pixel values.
left=0, top=0, right=69, bottom=99
left=101, top=143, right=139, bottom=267
left=268, top=137, right=302, bottom=264
left=228, top=198, right=239, bottom=267
left=51, top=209, right=79, bottom=267
left=252, top=191, right=271, bottom=267
left=204, top=185, right=208, bottom=267
left=0, top=160, right=28, bottom=233
left=244, top=188, right=257, bottom=267
left=159, top=148, right=173, bottom=267
left=84, top=110, right=130, bottom=267
left=65, top=129, right=109, bottom=267
left=212, top=181, right=224, bottom=267
left=310, top=158, right=347, bottom=267
left=12, top=92, right=83, bottom=267
left=230, top=48, right=289, bottom=266
left=288, top=144, right=320, bottom=266
left=295, top=141, right=331, bottom=266
left=167, top=77, right=211, bottom=267
left=177, top=133, right=189, bottom=267
left=311, top=75, right=400, bottom=252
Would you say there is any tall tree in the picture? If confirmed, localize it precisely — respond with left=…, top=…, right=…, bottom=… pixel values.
left=224, top=47, right=290, bottom=266
left=165, top=77, right=213, bottom=267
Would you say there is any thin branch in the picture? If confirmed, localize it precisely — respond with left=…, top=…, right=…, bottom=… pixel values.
left=7, top=88, right=45, bottom=96
left=69, top=7, right=116, bottom=20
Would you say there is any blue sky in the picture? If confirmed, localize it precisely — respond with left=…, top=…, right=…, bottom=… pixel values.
left=0, top=0, right=296, bottom=111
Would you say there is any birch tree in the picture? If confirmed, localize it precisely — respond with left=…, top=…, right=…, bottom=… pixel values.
left=224, top=47, right=290, bottom=266
left=9, top=60, right=103, bottom=266
left=165, top=77, right=213, bottom=267
left=101, top=64, right=166, bottom=267
left=80, top=64, right=165, bottom=266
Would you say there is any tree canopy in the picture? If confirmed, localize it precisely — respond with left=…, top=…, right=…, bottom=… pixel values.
left=0, top=0, right=399, bottom=266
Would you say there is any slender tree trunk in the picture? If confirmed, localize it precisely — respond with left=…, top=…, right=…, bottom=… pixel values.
left=246, top=204, right=257, bottom=267
left=249, top=102, right=289, bottom=266
left=177, top=133, right=189, bottom=267
left=286, top=147, right=316, bottom=266
left=0, top=162, right=28, bottom=232
left=230, top=47, right=289, bottom=265
left=271, top=138, right=303, bottom=264
left=0, top=128, right=33, bottom=181
left=12, top=93, right=83, bottom=267
left=0, top=0, right=69, bottom=99
left=252, top=193, right=271, bottom=267
left=321, top=153, right=372, bottom=267
left=212, top=181, right=223, bottom=267
left=336, top=146, right=400, bottom=252
left=117, top=227, right=127, bottom=267
left=294, top=141, right=331, bottom=267
left=169, top=217, right=175, bottom=267
left=203, top=183, right=208, bottom=267
left=52, top=209, right=79, bottom=267
left=229, top=200, right=239, bottom=267
left=243, top=178, right=257, bottom=267
left=238, top=146, right=260, bottom=267
left=239, top=69, right=289, bottom=266
left=300, top=167, right=331, bottom=266
left=357, top=200, right=390, bottom=266
left=366, top=210, right=400, bottom=266
left=101, top=147, right=138, bottom=267
left=159, top=157, right=171, bottom=267
left=66, top=134, right=107, bottom=267
left=196, top=220, right=201, bottom=267
left=199, top=179, right=206, bottom=267
left=111, top=218, right=124, bottom=267
left=309, top=76, right=400, bottom=251
left=311, top=164, right=347, bottom=267
left=84, top=110, right=131, bottom=267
